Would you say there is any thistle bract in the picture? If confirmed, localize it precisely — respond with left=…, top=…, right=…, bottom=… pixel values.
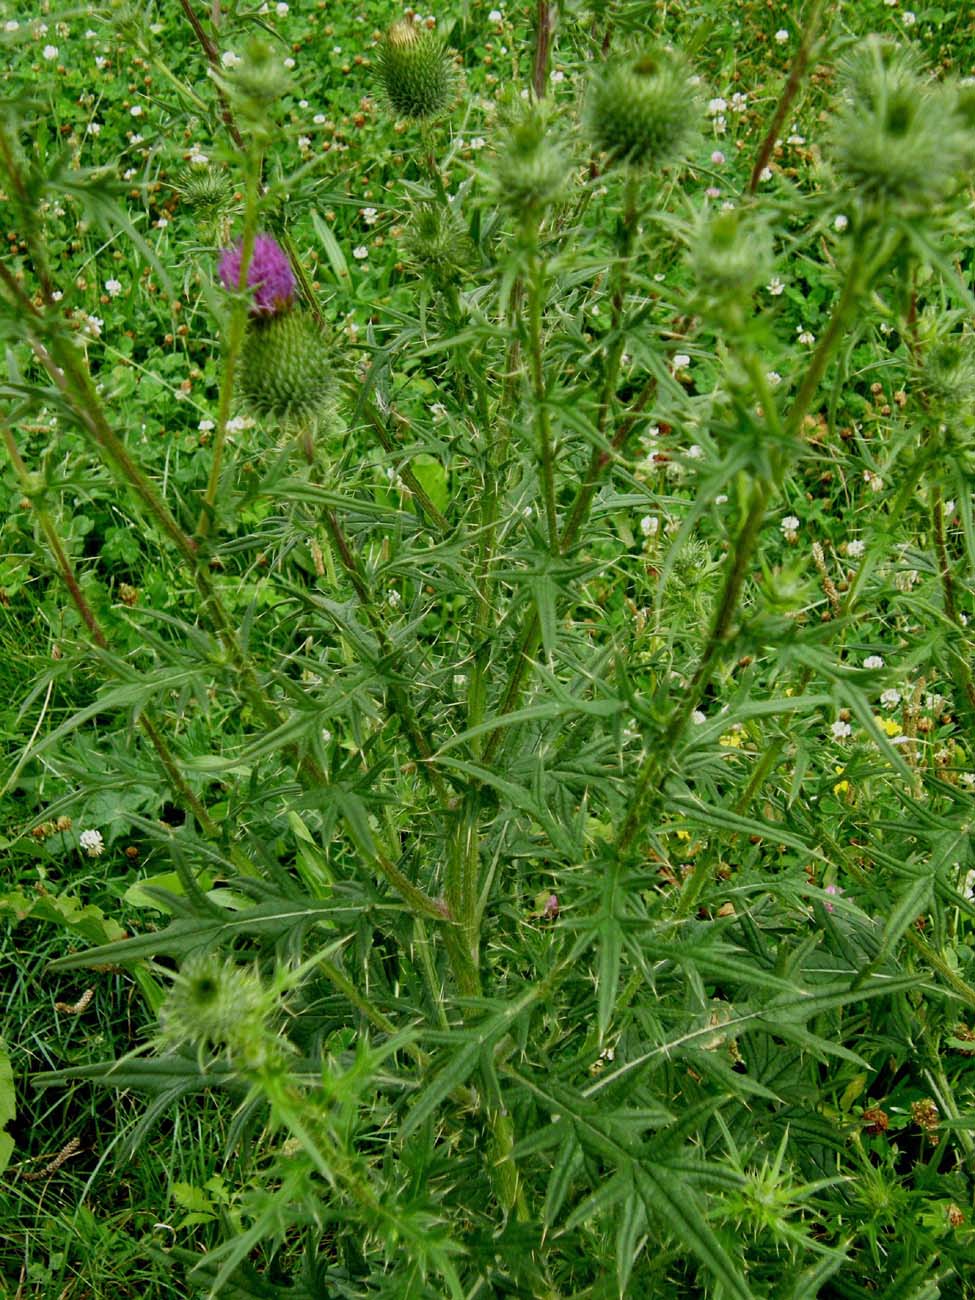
left=376, top=20, right=454, bottom=120
left=219, top=234, right=295, bottom=317
left=586, top=46, right=699, bottom=169
left=239, top=310, right=335, bottom=426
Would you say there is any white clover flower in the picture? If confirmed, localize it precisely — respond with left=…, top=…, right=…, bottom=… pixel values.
left=87, top=121, right=102, bottom=135
left=902, top=10, right=916, bottom=23
left=283, top=56, right=296, bottom=68
left=686, top=444, right=703, bottom=460
left=863, top=655, right=884, bottom=670
left=189, top=149, right=208, bottom=166
left=298, top=135, right=311, bottom=150
left=759, top=166, right=773, bottom=182
left=42, top=44, right=59, bottom=60
left=130, top=104, right=143, bottom=117
left=713, top=115, right=727, bottom=135
left=276, top=1, right=289, bottom=12
left=352, top=245, right=369, bottom=260
left=362, top=207, right=378, bottom=225
left=960, top=772, right=975, bottom=788
left=944, top=499, right=956, bottom=516
left=798, top=329, right=815, bottom=346
left=833, top=214, right=849, bottom=232
left=711, top=149, right=726, bottom=164
left=388, top=589, right=401, bottom=608
left=831, top=720, right=852, bottom=739
left=226, top=415, right=254, bottom=433
left=79, top=828, right=105, bottom=857
left=775, top=29, right=789, bottom=43
left=692, top=710, right=706, bottom=725
left=767, top=371, right=782, bottom=386
left=313, top=113, right=326, bottom=124
left=94, top=55, right=106, bottom=69
left=863, top=470, right=882, bottom=493
left=880, top=688, right=901, bottom=708
left=715, top=494, right=728, bottom=505
left=767, top=276, right=784, bottom=296
left=104, top=278, right=122, bottom=297
left=5, top=20, right=19, bottom=31
left=83, top=314, right=103, bottom=337
left=221, top=50, right=241, bottom=68
left=155, top=217, right=168, bottom=229
left=123, top=167, right=137, bottom=180
left=672, top=353, right=691, bottom=370
left=469, top=136, right=487, bottom=150
left=781, top=515, right=800, bottom=533
left=489, top=8, right=503, bottom=20
left=640, top=515, right=660, bottom=538
left=730, top=93, right=748, bottom=112
left=707, top=97, right=727, bottom=115
left=198, top=418, right=215, bottom=432
left=847, top=539, right=866, bottom=558
left=550, top=69, right=565, bottom=83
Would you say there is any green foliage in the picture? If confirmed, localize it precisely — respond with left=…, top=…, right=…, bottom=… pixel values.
left=2, top=0, right=975, bottom=1297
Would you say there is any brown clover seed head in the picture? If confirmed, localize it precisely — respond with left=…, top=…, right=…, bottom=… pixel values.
left=862, top=1105, right=889, bottom=1135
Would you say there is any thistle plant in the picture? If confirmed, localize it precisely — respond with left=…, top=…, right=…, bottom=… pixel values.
left=4, top=6, right=975, bottom=1299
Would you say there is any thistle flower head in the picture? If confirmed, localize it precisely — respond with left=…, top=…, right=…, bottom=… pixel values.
left=586, top=45, right=700, bottom=170
left=160, top=954, right=273, bottom=1067
left=492, top=99, right=571, bottom=217
left=830, top=38, right=969, bottom=215
left=219, top=233, right=295, bottom=317
left=404, top=201, right=477, bottom=290
left=689, top=207, right=772, bottom=321
left=376, top=19, right=455, bottom=121
left=238, top=310, right=336, bottom=427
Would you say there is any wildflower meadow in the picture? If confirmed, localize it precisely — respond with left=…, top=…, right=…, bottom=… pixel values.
left=3, top=0, right=975, bottom=1296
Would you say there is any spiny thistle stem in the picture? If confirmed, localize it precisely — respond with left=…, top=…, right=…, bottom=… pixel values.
left=748, top=0, right=828, bottom=194
left=525, top=223, right=560, bottom=552
left=619, top=242, right=872, bottom=861
left=532, top=1, right=554, bottom=98
left=197, top=150, right=262, bottom=539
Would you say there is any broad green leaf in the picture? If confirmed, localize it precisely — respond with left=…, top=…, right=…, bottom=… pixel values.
left=0, top=1039, right=13, bottom=1176
left=410, top=453, right=449, bottom=514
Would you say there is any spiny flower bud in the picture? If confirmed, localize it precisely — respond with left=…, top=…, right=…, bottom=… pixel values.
left=404, top=201, right=476, bottom=290
left=239, top=310, right=335, bottom=426
left=492, top=100, right=571, bottom=217
left=689, top=207, right=772, bottom=320
left=160, top=954, right=272, bottom=1066
left=177, top=164, right=236, bottom=241
left=830, top=39, right=968, bottom=216
left=586, top=46, right=700, bottom=170
left=911, top=310, right=975, bottom=413
left=218, top=38, right=294, bottom=128
left=219, top=233, right=295, bottom=317
left=376, top=20, right=455, bottom=120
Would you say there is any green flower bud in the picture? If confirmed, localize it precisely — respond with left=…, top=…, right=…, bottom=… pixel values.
left=586, top=46, right=700, bottom=170
left=404, top=201, right=477, bottom=290
left=217, top=38, right=294, bottom=131
left=176, top=165, right=236, bottom=242
left=160, top=955, right=272, bottom=1066
left=239, top=310, right=336, bottom=427
left=689, top=208, right=772, bottom=321
left=912, top=310, right=975, bottom=413
left=376, top=20, right=455, bottom=121
left=492, top=100, right=571, bottom=217
left=830, top=39, right=968, bottom=216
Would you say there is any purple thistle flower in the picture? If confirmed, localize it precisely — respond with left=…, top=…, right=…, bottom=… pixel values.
left=218, top=233, right=295, bottom=316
